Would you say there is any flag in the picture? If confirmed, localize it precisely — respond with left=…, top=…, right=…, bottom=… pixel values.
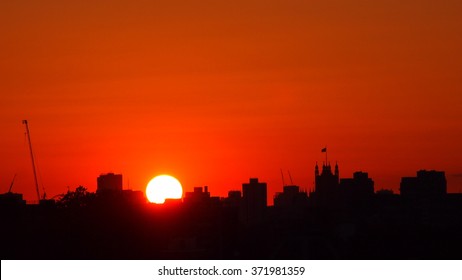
left=321, top=147, right=327, bottom=153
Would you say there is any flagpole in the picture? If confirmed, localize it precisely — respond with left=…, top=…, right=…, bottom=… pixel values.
left=325, top=145, right=328, bottom=165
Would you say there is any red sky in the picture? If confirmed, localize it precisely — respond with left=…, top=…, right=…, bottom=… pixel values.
left=1, top=0, right=462, bottom=203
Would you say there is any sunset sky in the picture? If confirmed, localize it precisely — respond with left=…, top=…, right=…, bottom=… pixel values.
left=1, top=0, right=461, bottom=202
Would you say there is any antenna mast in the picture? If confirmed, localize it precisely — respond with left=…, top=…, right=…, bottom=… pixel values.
left=22, top=120, right=41, bottom=201
left=325, top=145, right=328, bottom=165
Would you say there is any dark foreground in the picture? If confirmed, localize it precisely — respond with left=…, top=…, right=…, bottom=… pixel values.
left=2, top=194, right=462, bottom=260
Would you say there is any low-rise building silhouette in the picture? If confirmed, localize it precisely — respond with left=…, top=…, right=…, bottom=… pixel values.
left=184, top=186, right=210, bottom=204
left=274, top=185, right=308, bottom=208
left=400, top=170, right=447, bottom=198
left=222, top=190, right=241, bottom=208
left=0, top=192, right=26, bottom=208
left=340, top=171, right=374, bottom=200
left=183, top=186, right=221, bottom=210
left=274, top=185, right=308, bottom=220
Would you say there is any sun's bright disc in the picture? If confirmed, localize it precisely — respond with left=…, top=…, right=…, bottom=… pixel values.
left=146, top=175, right=183, bottom=204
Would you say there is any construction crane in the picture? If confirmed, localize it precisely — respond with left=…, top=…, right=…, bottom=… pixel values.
left=288, top=170, right=294, bottom=185
left=22, top=120, right=42, bottom=201
left=8, top=174, right=17, bottom=193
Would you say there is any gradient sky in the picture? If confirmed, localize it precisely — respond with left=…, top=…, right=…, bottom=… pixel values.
left=1, top=0, right=462, bottom=203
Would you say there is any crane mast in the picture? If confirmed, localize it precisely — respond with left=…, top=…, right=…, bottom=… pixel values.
left=288, top=170, right=293, bottom=185
left=8, top=174, right=17, bottom=193
left=22, top=120, right=41, bottom=201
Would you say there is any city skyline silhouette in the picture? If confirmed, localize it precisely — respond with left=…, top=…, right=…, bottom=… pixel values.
left=3, top=137, right=462, bottom=205
left=1, top=0, right=462, bottom=261
left=1, top=161, right=461, bottom=259
left=2, top=135, right=462, bottom=205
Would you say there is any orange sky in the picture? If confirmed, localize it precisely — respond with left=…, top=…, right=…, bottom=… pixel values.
left=1, top=0, right=462, bottom=202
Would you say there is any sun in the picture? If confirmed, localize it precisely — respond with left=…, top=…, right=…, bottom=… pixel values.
left=146, top=175, right=183, bottom=204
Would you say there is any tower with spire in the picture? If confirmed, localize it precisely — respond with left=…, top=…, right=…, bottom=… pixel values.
left=315, top=162, right=339, bottom=193
left=312, top=160, right=340, bottom=206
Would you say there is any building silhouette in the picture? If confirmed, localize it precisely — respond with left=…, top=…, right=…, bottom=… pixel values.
left=339, top=171, right=374, bottom=201
left=97, top=173, right=123, bottom=194
left=241, top=178, right=267, bottom=225
left=222, top=190, right=241, bottom=209
left=274, top=185, right=308, bottom=209
left=315, top=162, right=339, bottom=194
left=0, top=192, right=26, bottom=208
left=183, top=186, right=220, bottom=208
left=274, top=185, right=308, bottom=220
left=311, top=162, right=340, bottom=206
left=3, top=160, right=462, bottom=260
left=184, top=186, right=210, bottom=204
left=400, top=170, right=447, bottom=198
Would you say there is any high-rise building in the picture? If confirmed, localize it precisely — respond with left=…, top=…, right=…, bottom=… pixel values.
left=97, top=173, right=123, bottom=193
left=241, top=178, right=267, bottom=224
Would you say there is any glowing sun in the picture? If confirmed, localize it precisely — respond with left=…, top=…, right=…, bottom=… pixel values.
left=146, top=175, right=183, bottom=204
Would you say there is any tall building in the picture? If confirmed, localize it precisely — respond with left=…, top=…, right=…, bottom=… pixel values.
left=400, top=170, right=447, bottom=198
left=241, top=178, right=267, bottom=225
left=97, top=173, right=123, bottom=193
left=312, top=162, right=340, bottom=206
